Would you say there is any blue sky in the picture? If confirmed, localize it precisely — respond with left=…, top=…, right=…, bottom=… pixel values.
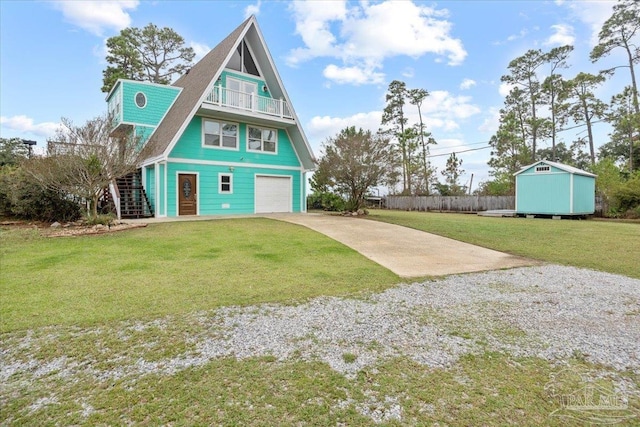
left=0, top=0, right=630, bottom=190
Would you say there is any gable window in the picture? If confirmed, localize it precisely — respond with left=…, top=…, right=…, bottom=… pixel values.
left=135, top=92, right=147, bottom=108
left=219, top=173, right=233, bottom=194
left=203, top=119, right=238, bottom=149
left=227, top=40, right=260, bottom=76
left=247, top=126, right=277, bottom=153
left=535, top=166, right=550, bottom=172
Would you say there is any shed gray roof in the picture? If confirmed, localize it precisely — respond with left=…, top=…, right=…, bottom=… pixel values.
left=135, top=16, right=315, bottom=170
left=514, top=160, right=596, bottom=178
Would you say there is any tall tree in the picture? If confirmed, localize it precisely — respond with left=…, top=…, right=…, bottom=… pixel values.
left=22, top=114, right=140, bottom=217
left=102, top=23, right=195, bottom=93
left=590, top=0, right=640, bottom=122
left=439, top=152, right=465, bottom=196
left=407, top=88, right=437, bottom=195
left=501, top=49, right=549, bottom=161
left=381, top=80, right=410, bottom=193
left=315, top=127, right=397, bottom=211
left=487, top=109, right=531, bottom=193
left=601, top=86, right=640, bottom=172
left=561, top=72, right=607, bottom=165
left=542, top=45, right=573, bottom=160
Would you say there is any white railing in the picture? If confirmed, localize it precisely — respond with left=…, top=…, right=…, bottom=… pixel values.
left=204, top=86, right=293, bottom=119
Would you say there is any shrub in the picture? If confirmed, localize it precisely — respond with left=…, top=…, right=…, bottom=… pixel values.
left=0, top=166, right=82, bottom=222
left=307, top=191, right=346, bottom=212
left=613, top=173, right=640, bottom=212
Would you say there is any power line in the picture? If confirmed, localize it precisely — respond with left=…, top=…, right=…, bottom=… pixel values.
left=427, top=145, right=492, bottom=158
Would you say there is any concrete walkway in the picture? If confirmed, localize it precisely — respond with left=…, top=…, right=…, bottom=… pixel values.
left=268, top=213, right=537, bottom=278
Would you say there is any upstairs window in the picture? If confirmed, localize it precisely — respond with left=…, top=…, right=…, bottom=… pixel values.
left=247, top=126, right=277, bottom=153
left=203, top=119, right=238, bottom=149
left=227, top=40, right=260, bottom=76
left=135, top=92, right=147, bottom=108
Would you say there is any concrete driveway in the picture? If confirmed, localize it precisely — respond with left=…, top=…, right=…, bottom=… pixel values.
left=270, top=213, right=536, bottom=278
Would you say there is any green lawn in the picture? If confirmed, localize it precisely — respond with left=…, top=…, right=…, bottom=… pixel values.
left=0, top=218, right=398, bottom=332
left=368, top=210, right=640, bottom=279
left=2, top=215, right=639, bottom=425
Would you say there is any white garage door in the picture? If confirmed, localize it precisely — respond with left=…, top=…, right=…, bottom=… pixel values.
left=255, top=175, right=292, bottom=213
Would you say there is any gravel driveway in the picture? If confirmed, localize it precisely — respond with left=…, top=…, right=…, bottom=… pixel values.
left=3, top=265, right=639, bottom=384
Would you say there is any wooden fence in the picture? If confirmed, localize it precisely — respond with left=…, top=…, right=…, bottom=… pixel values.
left=385, top=195, right=515, bottom=213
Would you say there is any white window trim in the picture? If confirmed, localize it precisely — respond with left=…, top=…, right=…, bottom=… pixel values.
left=135, top=91, right=147, bottom=109
left=202, top=118, right=239, bottom=151
left=247, top=125, right=278, bottom=155
left=219, top=173, right=233, bottom=194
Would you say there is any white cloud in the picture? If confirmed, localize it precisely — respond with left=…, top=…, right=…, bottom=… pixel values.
left=499, top=82, right=515, bottom=97
left=190, top=41, right=211, bottom=61
left=287, top=0, right=466, bottom=85
left=478, top=107, right=501, bottom=134
left=322, top=64, right=384, bottom=85
left=1, top=115, right=61, bottom=138
left=244, top=1, right=261, bottom=19
left=493, top=28, right=528, bottom=45
left=544, top=24, right=575, bottom=46
left=51, top=1, right=139, bottom=36
left=558, top=1, right=614, bottom=46
left=402, top=68, right=415, bottom=78
left=459, top=78, right=476, bottom=90
left=307, top=111, right=383, bottom=147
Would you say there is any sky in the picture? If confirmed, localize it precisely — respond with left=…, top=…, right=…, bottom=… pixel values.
left=0, top=0, right=632, bottom=191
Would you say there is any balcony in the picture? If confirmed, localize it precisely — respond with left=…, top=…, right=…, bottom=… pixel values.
left=203, top=86, right=293, bottom=122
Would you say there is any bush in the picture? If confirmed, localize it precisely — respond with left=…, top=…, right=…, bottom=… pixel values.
left=307, top=191, right=346, bottom=212
left=613, top=173, right=640, bottom=212
left=0, top=166, right=82, bottom=222
left=84, top=213, right=115, bottom=226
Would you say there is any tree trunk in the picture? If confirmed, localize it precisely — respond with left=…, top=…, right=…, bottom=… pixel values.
left=583, top=101, right=595, bottom=165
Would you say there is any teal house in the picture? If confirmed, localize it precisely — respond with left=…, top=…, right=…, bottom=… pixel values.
left=514, top=160, right=596, bottom=217
left=105, top=16, right=315, bottom=218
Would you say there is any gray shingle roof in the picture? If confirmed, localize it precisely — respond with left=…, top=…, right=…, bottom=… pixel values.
left=137, top=17, right=252, bottom=162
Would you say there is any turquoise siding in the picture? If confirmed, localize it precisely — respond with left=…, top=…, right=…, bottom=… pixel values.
left=573, top=174, right=595, bottom=214
left=145, top=165, right=156, bottom=212
left=170, top=117, right=300, bottom=168
left=135, top=125, right=155, bottom=147
left=516, top=163, right=595, bottom=215
left=122, top=81, right=179, bottom=127
left=165, top=162, right=301, bottom=216
left=107, top=84, right=122, bottom=123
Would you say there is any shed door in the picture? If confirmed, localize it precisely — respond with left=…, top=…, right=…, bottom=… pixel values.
left=255, top=176, right=291, bottom=213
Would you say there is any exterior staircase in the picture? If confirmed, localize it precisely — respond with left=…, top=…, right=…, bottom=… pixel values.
left=99, top=170, right=154, bottom=219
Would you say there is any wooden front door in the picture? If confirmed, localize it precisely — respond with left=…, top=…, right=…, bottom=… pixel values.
left=178, top=174, right=197, bottom=216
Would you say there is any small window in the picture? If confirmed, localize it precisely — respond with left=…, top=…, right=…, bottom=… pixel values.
left=135, top=92, right=147, bottom=108
left=203, top=119, right=238, bottom=149
left=535, top=166, right=550, bottom=172
left=247, top=126, right=277, bottom=153
left=219, top=173, right=233, bottom=194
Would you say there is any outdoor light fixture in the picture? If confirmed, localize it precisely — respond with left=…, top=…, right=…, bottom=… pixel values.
left=21, top=139, right=36, bottom=158
left=262, top=85, right=268, bottom=92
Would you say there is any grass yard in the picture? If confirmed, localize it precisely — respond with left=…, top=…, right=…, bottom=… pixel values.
left=368, top=210, right=640, bottom=279
left=0, top=218, right=398, bottom=332
left=2, top=215, right=639, bottom=425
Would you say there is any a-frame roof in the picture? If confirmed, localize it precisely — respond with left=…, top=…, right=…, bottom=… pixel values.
left=514, top=160, right=596, bottom=177
left=137, top=16, right=315, bottom=170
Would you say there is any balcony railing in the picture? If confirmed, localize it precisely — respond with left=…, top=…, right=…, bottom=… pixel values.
left=204, top=86, right=293, bottom=120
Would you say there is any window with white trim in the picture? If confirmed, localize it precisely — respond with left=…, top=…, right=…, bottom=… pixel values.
left=535, top=166, right=550, bottom=172
left=203, top=119, right=238, bottom=149
left=219, top=173, right=233, bottom=194
left=247, top=126, right=277, bottom=153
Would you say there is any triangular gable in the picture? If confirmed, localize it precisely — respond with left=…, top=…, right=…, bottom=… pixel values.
left=138, top=16, right=316, bottom=170
left=514, top=160, right=596, bottom=178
